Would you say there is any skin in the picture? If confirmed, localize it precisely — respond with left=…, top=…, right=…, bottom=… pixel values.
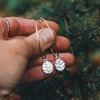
left=0, top=17, right=74, bottom=91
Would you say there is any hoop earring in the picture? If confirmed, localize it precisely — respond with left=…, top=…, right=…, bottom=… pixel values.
left=40, top=17, right=66, bottom=72
left=35, top=20, right=54, bottom=74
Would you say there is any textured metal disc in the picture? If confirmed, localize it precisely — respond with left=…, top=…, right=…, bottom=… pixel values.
left=42, top=60, right=53, bottom=74
left=55, top=58, right=66, bottom=72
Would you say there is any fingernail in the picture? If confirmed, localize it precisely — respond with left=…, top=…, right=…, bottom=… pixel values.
left=40, top=28, right=55, bottom=44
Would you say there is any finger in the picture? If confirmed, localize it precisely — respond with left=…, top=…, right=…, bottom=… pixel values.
left=6, top=17, right=59, bottom=36
left=28, top=53, right=74, bottom=68
left=18, top=28, right=56, bottom=58
left=53, top=36, right=70, bottom=51
left=8, top=34, right=70, bottom=59
left=8, top=35, right=70, bottom=60
left=9, top=35, right=70, bottom=51
left=8, top=36, right=26, bottom=40
left=22, top=65, right=57, bottom=83
left=22, top=53, right=75, bottom=82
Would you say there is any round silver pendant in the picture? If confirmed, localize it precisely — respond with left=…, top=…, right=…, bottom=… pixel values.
left=42, top=60, right=53, bottom=74
left=55, top=58, right=66, bottom=72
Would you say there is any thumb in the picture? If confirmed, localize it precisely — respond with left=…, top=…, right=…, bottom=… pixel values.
left=24, top=28, right=56, bottom=57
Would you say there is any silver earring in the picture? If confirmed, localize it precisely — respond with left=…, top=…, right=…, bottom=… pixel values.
left=35, top=20, right=54, bottom=74
left=50, top=48, right=66, bottom=72
left=55, top=57, right=66, bottom=72
left=42, top=18, right=66, bottom=72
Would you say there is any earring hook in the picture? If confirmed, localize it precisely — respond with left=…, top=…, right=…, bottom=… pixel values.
left=35, top=20, right=46, bottom=60
left=35, top=20, right=54, bottom=74
left=39, top=17, right=66, bottom=72
left=39, top=17, right=59, bottom=58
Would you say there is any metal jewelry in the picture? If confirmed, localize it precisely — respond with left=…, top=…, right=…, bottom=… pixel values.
left=4, top=17, right=10, bottom=31
left=35, top=20, right=54, bottom=74
left=41, top=17, right=66, bottom=72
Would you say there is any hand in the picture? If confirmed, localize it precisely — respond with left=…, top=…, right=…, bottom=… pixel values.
left=0, top=17, right=74, bottom=91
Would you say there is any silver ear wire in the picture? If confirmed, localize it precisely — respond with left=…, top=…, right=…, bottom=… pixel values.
left=41, top=17, right=66, bottom=72
left=35, top=20, right=54, bottom=74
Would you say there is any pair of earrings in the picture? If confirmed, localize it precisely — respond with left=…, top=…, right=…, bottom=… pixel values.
left=35, top=18, right=66, bottom=74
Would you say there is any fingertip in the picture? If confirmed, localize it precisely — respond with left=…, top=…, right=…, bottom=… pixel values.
left=48, top=21, right=60, bottom=33
left=60, top=53, right=75, bottom=66
left=55, top=36, right=70, bottom=51
left=65, top=53, right=75, bottom=66
left=42, top=20, right=59, bottom=33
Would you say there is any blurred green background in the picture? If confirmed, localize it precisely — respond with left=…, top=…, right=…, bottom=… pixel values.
left=1, top=0, right=100, bottom=100
left=0, top=0, right=52, bottom=17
